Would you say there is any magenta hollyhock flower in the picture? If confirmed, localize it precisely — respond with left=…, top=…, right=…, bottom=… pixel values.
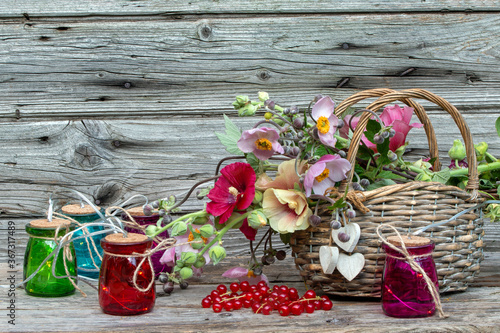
left=380, top=104, right=423, bottom=152
left=222, top=267, right=269, bottom=285
left=312, top=96, right=340, bottom=148
left=239, top=218, right=258, bottom=241
left=206, top=162, right=256, bottom=224
left=303, top=154, right=351, bottom=197
left=237, top=127, right=284, bottom=161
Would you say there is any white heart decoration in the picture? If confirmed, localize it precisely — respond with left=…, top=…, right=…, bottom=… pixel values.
left=331, top=223, right=361, bottom=253
left=319, top=246, right=339, bottom=274
left=337, top=252, right=365, bottom=281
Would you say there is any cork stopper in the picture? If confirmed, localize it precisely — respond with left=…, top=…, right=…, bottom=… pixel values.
left=127, top=206, right=157, bottom=217
left=105, top=232, right=149, bottom=244
left=387, top=235, right=431, bottom=247
left=61, top=204, right=101, bottom=215
left=29, top=218, right=72, bottom=229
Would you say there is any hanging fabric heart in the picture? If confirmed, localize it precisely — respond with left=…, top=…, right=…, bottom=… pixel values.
left=331, top=223, right=361, bottom=253
left=337, top=252, right=365, bottom=281
left=319, top=246, right=339, bottom=274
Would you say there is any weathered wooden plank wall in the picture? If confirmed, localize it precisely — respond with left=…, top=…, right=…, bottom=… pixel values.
left=1, top=1, right=500, bottom=268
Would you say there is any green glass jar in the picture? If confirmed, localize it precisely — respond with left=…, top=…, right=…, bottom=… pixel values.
left=23, top=218, right=77, bottom=297
left=61, top=204, right=105, bottom=279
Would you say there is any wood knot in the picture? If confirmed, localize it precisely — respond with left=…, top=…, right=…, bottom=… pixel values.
left=257, top=70, right=271, bottom=81
left=197, top=23, right=213, bottom=41
left=74, top=144, right=103, bottom=168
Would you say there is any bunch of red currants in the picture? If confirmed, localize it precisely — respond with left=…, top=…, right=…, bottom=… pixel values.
left=201, top=281, right=333, bottom=316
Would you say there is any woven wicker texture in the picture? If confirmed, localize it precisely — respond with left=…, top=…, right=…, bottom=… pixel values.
left=290, top=89, right=484, bottom=297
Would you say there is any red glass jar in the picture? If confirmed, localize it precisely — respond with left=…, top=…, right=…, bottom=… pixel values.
left=123, top=207, right=171, bottom=278
left=381, top=235, right=438, bottom=318
left=99, top=233, right=155, bottom=316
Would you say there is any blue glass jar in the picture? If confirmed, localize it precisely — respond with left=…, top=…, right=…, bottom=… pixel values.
left=23, top=218, right=77, bottom=297
left=61, top=204, right=105, bottom=279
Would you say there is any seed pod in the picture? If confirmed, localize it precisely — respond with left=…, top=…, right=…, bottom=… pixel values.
left=151, top=201, right=159, bottom=209
left=180, top=281, right=189, bottom=290
left=309, top=215, right=322, bottom=227
left=253, top=266, right=263, bottom=276
left=158, top=274, right=168, bottom=284
left=337, top=118, right=344, bottom=129
left=373, top=134, right=384, bottom=145
left=359, top=178, right=370, bottom=188
left=143, top=204, right=153, bottom=216
left=261, top=255, right=270, bottom=266
left=275, top=250, right=287, bottom=261
left=163, top=282, right=174, bottom=294
left=347, top=210, right=356, bottom=219
left=293, top=117, right=304, bottom=129
left=381, top=130, right=390, bottom=139
left=338, top=232, right=350, bottom=243
left=265, top=254, right=275, bottom=265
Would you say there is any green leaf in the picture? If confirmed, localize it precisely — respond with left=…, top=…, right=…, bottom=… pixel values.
left=496, top=116, right=500, bottom=138
left=327, top=197, right=346, bottom=211
left=246, top=153, right=262, bottom=174
left=376, top=170, right=406, bottom=180
left=431, top=168, right=451, bottom=184
left=280, top=233, right=291, bottom=245
left=214, top=114, right=244, bottom=155
left=366, top=179, right=397, bottom=190
left=364, top=119, right=381, bottom=143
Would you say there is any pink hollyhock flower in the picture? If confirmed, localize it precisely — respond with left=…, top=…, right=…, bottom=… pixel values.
left=262, top=188, right=312, bottom=234
left=380, top=104, right=423, bottom=152
left=312, top=96, right=340, bottom=148
left=256, top=159, right=308, bottom=191
left=222, top=267, right=269, bottom=285
left=159, top=221, right=216, bottom=277
left=237, top=127, right=284, bottom=161
left=303, top=154, right=351, bottom=197
left=206, top=162, right=256, bottom=224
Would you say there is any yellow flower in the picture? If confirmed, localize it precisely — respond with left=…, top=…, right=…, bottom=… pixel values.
left=262, top=188, right=312, bottom=234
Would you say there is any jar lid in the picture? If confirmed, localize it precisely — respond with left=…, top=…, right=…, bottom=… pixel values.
left=104, top=232, right=149, bottom=244
left=61, top=204, right=101, bottom=215
left=126, top=206, right=158, bottom=217
left=29, top=218, right=71, bottom=228
left=387, top=235, right=431, bottom=247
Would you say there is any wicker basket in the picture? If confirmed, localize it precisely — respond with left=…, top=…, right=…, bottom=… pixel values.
left=290, top=89, right=485, bottom=297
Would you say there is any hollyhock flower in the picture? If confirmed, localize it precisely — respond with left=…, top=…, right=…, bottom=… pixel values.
left=222, top=267, right=269, bottom=285
left=237, top=127, right=284, bottom=161
left=449, top=159, right=468, bottom=169
left=256, top=158, right=308, bottom=191
left=206, top=162, right=256, bottom=224
left=303, top=154, right=351, bottom=197
left=380, top=105, right=423, bottom=152
left=159, top=221, right=216, bottom=277
left=311, top=96, right=340, bottom=148
left=262, top=188, right=312, bottom=234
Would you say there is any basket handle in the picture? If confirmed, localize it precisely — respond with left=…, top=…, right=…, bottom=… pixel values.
left=335, top=88, right=441, bottom=171
left=339, top=88, right=479, bottom=192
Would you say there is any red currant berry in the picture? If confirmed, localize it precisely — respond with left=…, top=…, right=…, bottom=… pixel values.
left=320, top=295, right=330, bottom=302
left=305, top=303, right=315, bottom=313
left=272, top=285, right=280, bottom=292
left=217, top=284, right=228, bottom=294
left=212, top=296, right=222, bottom=304
left=279, top=285, right=289, bottom=294
left=245, top=292, right=253, bottom=301
left=257, top=281, right=267, bottom=288
left=322, top=300, right=333, bottom=311
left=291, top=303, right=304, bottom=316
left=278, top=293, right=289, bottom=303
left=251, top=302, right=262, bottom=314
left=240, top=281, right=250, bottom=292
left=250, top=285, right=258, bottom=293
left=313, top=300, right=322, bottom=310
left=233, top=300, right=243, bottom=310
left=304, top=290, right=316, bottom=299
left=224, top=301, right=234, bottom=312
left=212, top=303, right=223, bottom=313
left=230, top=282, right=240, bottom=293
left=261, top=304, right=272, bottom=315
left=288, top=288, right=299, bottom=301
left=242, top=299, right=252, bottom=308
left=205, top=295, right=212, bottom=301
left=272, top=301, right=280, bottom=310
left=253, top=291, right=263, bottom=302
left=279, top=305, right=291, bottom=316
left=259, top=286, right=269, bottom=294
left=201, top=298, right=212, bottom=308
left=270, top=291, right=279, bottom=299
left=210, top=290, right=220, bottom=298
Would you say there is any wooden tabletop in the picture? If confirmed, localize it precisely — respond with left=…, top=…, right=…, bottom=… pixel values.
left=2, top=253, right=500, bottom=333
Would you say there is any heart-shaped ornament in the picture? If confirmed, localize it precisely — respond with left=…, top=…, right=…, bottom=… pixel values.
left=337, top=252, right=365, bottom=281
left=331, top=223, right=361, bottom=253
left=319, top=246, right=339, bottom=274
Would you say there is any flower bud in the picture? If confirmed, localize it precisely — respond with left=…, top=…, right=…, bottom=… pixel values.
left=381, top=130, right=390, bottom=139
left=163, top=214, right=173, bottom=224
left=190, top=241, right=204, bottom=250
left=338, top=232, right=350, bottom=242
left=474, top=142, right=488, bottom=161
left=291, top=146, right=300, bottom=156
left=297, top=131, right=304, bottom=139
left=199, top=224, right=215, bottom=238
left=179, top=267, right=193, bottom=280
left=347, top=210, right=356, bottom=219
left=158, top=274, right=168, bottom=284
left=330, top=220, right=342, bottom=230
left=151, top=201, right=159, bottom=209
left=193, top=255, right=206, bottom=268
left=337, top=118, right=344, bottom=129
left=163, top=281, right=174, bottom=294
left=293, top=117, right=304, bottom=129
left=253, top=266, right=263, bottom=276
left=143, top=204, right=153, bottom=216
left=252, top=190, right=263, bottom=205
left=264, top=99, right=275, bottom=110
left=313, top=94, right=323, bottom=102
left=238, top=103, right=258, bottom=117
left=351, top=182, right=364, bottom=191
left=413, top=158, right=432, bottom=170
left=247, top=209, right=268, bottom=229
left=181, top=251, right=197, bottom=265
left=258, top=91, right=270, bottom=102
left=389, top=128, right=396, bottom=138
left=145, top=224, right=160, bottom=237
left=448, top=139, right=467, bottom=161
left=158, top=209, right=166, bottom=217
left=359, top=178, right=370, bottom=188
left=415, top=173, right=432, bottom=181
left=289, top=105, right=299, bottom=114
left=264, top=112, right=273, bottom=120
left=283, top=108, right=290, bottom=115
left=209, top=245, right=227, bottom=265
left=275, top=250, right=286, bottom=261
left=233, top=95, right=249, bottom=109
left=373, top=134, right=384, bottom=145
left=309, top=214, right=322, bottom=227
left=170, top=222, right=188, bottom=237
left=387, top=150, right=398, bottom=162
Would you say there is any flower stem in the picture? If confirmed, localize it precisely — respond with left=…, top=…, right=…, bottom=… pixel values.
left=198, top=212, right=252, bottom=257
left=150, top=210, right=208, bottom=238
left=449, top=161, right=500, bottom=177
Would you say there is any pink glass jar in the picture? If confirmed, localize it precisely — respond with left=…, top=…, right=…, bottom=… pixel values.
left=381, top=236, right=438, bottom=318
left=123, top=207, right=170, bottom=278
left=99, top=233, right=155, bottom=316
